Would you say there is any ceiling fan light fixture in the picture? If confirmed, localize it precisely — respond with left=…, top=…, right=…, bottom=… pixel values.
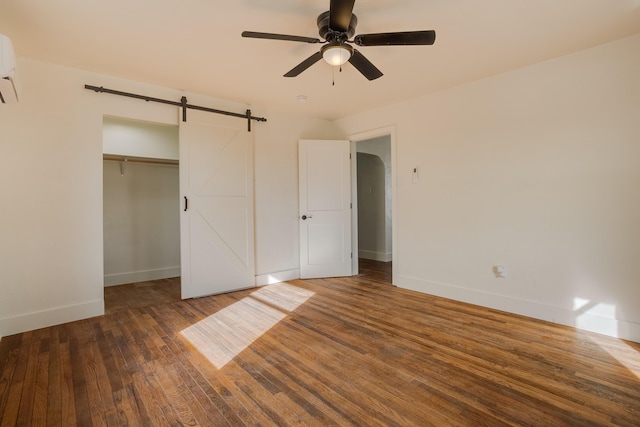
left=321, top=44, right=353, bottom=66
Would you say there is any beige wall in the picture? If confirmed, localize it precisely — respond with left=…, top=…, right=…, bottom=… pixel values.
left=335, top=34, right=640, bottom=342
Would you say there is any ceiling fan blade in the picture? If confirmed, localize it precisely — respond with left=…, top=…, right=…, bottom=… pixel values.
left=284, top=51, right=323, bottom=77
left=242, top=31, right=321, bottom=44
left=329, top=0, right=356, bottom=32
left=348, top=49, right=383, bottom=81
left=354, top=30, right=436, bottom=46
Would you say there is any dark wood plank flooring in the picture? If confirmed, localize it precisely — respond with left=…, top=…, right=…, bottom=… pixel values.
left=1, top=265, right=639, bottom=426
left=357, top=258, right=392, bottom=284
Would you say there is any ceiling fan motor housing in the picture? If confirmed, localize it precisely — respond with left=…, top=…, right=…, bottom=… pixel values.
left=317, top=10, right=357, bottom=42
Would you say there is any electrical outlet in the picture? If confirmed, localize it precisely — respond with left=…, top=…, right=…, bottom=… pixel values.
left=493, top=265, right=507, bottom=278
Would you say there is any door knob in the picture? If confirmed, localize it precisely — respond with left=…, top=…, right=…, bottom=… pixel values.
left=301, top=214, right=313, bottom=220
left=301, top=215, right=308, bottom=220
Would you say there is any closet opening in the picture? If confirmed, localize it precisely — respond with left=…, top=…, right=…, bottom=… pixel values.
left=102, top=116, right=181, bottom=310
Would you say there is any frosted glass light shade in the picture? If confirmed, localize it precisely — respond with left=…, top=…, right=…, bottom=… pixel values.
left=322, top=46, right=351, bottom=66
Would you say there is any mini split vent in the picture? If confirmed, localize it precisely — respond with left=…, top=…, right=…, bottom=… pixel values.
left=0, top=34, right=19, bottom=103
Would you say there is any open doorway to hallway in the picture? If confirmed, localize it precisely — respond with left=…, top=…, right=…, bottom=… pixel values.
left=354, top=133, right=393, bottom=285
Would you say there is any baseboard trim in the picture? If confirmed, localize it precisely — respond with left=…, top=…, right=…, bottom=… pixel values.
left=397, top=274, right=640, bottom=343
left=255, top=269, right=301, bottom=286
left=0, top=299, right=104, bottom=340
left=358, top=250, right=392, bottom=262
left=104, top=267, right=181, bottom=287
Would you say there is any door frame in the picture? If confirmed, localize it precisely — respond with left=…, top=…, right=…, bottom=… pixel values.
left=349, top=126, right=397, bottom=284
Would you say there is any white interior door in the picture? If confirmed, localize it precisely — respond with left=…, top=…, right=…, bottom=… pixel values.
left=299, top=139, right=352, bottom=279
left=180, top=110, right=255, bottom=298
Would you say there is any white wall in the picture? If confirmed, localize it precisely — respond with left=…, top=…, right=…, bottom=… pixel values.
left=253, top=110, right=346, bottom=285
left=103, top=116, right=179, bottom=160
left=0, top=59, right=104, bottom=338
left=335, top=34, right=640, bottom=342
left=0, top=58, right=341, bottom=339
left=103, top=160, right=180, bottom=286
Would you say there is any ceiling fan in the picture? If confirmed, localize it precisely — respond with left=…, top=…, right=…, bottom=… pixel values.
left=242, top=0, right=436, bottom=81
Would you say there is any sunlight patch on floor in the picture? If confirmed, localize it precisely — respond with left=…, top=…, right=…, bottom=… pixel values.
left=181, top=283, right=314, bottom=369
left=588, top=334, right=640, bottom=379
left=574, top=298, right=640, bottom=379
left=251, top=282, right=314, bottom=312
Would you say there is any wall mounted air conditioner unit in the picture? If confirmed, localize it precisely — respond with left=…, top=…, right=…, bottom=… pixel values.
left=0, top=34, right=19, bottom=103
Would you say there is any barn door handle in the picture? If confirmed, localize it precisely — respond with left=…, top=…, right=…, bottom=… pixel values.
left=184, top=196, right=188, bottom=212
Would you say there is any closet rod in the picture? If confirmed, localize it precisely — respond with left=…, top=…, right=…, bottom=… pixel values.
left=85, top=84, right=267, bottom=131
left=103, top=154, right=179, bottom=166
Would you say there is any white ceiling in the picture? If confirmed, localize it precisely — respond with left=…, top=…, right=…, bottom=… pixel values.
left=1, top=0, right=639, bottom=120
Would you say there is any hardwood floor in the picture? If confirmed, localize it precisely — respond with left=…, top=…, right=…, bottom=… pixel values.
left=1, top=274, right=640, bottom=426
left=357, top=258, right=392, bottom=284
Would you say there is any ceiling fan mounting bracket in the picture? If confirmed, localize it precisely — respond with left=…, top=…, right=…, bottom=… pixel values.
left=317, top=10, right=357, bottom=41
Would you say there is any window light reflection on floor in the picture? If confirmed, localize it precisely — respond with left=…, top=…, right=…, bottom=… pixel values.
left=181, top=282, right=315, bottom=369
left=574, top=297, right=640, bottom=379
left=589, top=334, right=640, bottom=380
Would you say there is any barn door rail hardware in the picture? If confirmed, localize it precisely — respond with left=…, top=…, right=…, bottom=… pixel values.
left=84, top=84, right=267, bottom=131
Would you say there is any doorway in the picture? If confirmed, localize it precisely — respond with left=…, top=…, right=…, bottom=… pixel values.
left=351, top=127, right=395, bottom=285
left=102, top=116, right=181, bottom=300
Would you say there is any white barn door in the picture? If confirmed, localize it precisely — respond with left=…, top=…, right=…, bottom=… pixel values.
left=180, top=110, right=255, bottom=298
left=299, top=139, right=352, bottom=279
